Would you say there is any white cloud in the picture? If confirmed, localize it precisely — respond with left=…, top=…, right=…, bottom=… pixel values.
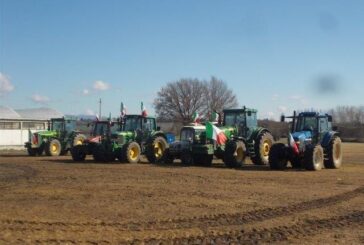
left=93, top=80, right=110, bottom=91
left=278, top=106, right=287, bottom=113
left=31, top=94, right=50, bottom=104
left=272, top=94, right=279, bottom=101
left=85, top=109, right=95, bottom=115
left=82, top=89, right=90, bottom=95
left=267, top=111, right=275, bottom=117
left=0, top=72, right=14, bottom=96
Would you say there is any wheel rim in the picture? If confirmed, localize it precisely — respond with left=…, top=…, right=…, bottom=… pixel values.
left=129, top=146, right=139, bottom=161
left=236, top=147, right=244, bottom=162
left=154, top=142, right=163, bottom=158
left=76, top=139, right=83, bottom=145
left=51, top=143, right=59, bottom=153
left=262, top=139, right=271, bottom=157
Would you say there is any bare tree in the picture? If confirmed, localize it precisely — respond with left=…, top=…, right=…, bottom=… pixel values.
left=154, top=78, right=207, bottom=124
left=206, top=76, right=238, bottom=115
left=154, top=77, right=239, bottom=123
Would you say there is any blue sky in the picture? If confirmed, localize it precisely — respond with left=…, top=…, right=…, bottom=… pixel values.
left=0, top=0, right=363, bottom=120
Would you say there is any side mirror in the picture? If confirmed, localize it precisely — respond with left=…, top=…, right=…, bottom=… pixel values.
left=280, top=115, right=285, bottom=122
left=87, top=123, right=90, bottom=127
left=332, top=126, right=338, bottom=131
left=157, top=126, right=161, bottom=131
left=328, top=115, right=333, bottom=122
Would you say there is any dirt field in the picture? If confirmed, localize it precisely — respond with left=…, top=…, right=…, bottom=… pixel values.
left=0, top=143, right=363, bottom=244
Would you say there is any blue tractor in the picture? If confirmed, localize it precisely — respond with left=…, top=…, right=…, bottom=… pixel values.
left=269, top=111, right=343, bottom=171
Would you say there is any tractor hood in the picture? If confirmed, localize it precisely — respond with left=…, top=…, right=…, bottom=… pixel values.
left=292, top=131, right=312, bottom=141
left=33, top=130, right=58, bottom=138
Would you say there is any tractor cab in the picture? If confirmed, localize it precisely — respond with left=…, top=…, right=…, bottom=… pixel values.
left=283, top=112, right=333, bottom=145
left=223, top=108, right=257, bottom=138
left=90, top=120, right=121, bottom=137
left=122, top=115, right=157, bottom=132
left=180, top=126, right=207, bottom=144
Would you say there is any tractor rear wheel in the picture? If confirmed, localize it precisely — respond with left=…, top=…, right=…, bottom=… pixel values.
left=71, top=145, right=87, bottom=161
left=224, top=140, right=246, bottom=168
left=252, top=132, right=274, bottom=165
left=124, top=142, right=141, bottom=163
left=304, top=145, right=324, bottom=171
left=73, top=134, right=86, bottom=147
left=324, top=136, right=342, bottom=169
left=146, top=136, right=168, bottom=163
left=45, top=139, right=62, bottom=156
left=181, top=150, right=193, bottom=165
left=269, top=143, right=288, bottom=170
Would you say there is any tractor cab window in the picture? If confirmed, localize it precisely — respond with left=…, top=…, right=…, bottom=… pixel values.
left=319, top=118, right=328, bottom=133
left=51, top=120, right=64, bottom=131
left=93, top=123, right=108, bottom=136
left=124, top=117, right=142, bottom=131
left=181, top=128, right=194, bottom=142
left=224, top=112, right=245, bottom=127
left=142, top=118, right=156, bottom=131
left=296, top=116, right=317, bottom=132
left=246, top=112, right=257, bottom=129
left=110, top=123, right=121, bottom=134
left=65, top=120, right=76, bottom=132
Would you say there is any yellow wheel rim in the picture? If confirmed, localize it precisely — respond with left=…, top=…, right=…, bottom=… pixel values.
left=262, top=140, right=271, bottom=157
left=76, top=139, right=83, bottom=145
left=129, top=146, right=139, bottom=161
left=236, top=147, right=244, bottom=162
left=154, top=142, right=163, bottom=158
left=51, top=143, right=59, bottom=153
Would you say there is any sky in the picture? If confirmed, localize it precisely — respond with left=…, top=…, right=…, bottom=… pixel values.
left=0, top=0, right=363, bottom=120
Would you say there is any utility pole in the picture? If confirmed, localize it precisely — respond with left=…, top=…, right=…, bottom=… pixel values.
left=99, top=98, right=102, bottom=119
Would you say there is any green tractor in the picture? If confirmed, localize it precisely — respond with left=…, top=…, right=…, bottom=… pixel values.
left=269, top=111, right=342, bottom=171
left=165, top=107, right=274, bottom=167
left=91, top=114, right=169, bottom=163
left=70, top=119, right=121, bottom=161
left=25, top=117, right=86, bottom=156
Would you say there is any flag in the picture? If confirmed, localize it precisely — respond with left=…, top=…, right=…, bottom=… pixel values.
left=141, top=102, right=147, bottom=117
left=289, top=133, right=299, bottom=154
left=206, top=122, right=227, bottom=145
left=192, top=112, right=200, bottom=123
left=211, top=111, right=219, bottom=123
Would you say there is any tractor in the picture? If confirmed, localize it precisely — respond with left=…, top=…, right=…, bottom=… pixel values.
left=91, top=114, right=169, bottom=163
left=70, top=119, right=121, bottom=161
left=165, top=124, right=214, bottom=166
left=269, top=111, right=343, bottom=171
left=25, top=117, right=86, bottom=156
left=165, top=107, right=274, bottom=167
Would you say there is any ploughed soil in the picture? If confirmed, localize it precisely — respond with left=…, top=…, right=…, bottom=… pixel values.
left=0, top=143, right=363, bottom=244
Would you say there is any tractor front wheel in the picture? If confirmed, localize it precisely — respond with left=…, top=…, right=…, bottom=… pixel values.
left=73, top=134, right=86, bottom=147
left=123, top=142, right=141, bottom=163
left=252, top=132, right=274, bottom=165
left=269, top=143, right=288, bottom=170
left=71, top=145, right=87, bottom=161
left=324, top=136, right=342, bottom=169
left=45, top=139, right=62, bottom=156
left=146, top=136, right=168, bottom=163
left=27, top=147, right=37, bottom=156
left=224, top=140, right=246, bottom=168
left=304, top=145, right=324, bottom=171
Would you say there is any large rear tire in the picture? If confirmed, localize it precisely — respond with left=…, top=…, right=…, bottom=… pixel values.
left=224, top=140, right=246, bottom=168
left=45, top=139, right=62, bottom=156
left=324, top=136, right=342, bottom=169
left=73, top=134, right=86, bottom=147
left=146, top=136, right=168, bottom=163
left=71, top=145, right=87, bottom=161
left=269, top=143, right=288, bottom=170
left=251, top=131, right=274, bottom=165
left=304, top=145, right=324, bottom=171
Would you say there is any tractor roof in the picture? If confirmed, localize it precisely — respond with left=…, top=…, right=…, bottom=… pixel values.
left=223, top=108, right=257, bottom=113
left=182, top=125, right=206, bottom=131
left=298, top=112, right=331, bottom=117
left=124, top=114, right=155, bottom=119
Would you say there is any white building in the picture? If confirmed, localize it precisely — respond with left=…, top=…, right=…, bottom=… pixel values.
left=0, top=106, right=64, bottom=149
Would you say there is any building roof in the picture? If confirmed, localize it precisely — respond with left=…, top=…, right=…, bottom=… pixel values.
left=0, top=106, right=64, bottom=120
left=0, top=106, right=22, bottom=119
